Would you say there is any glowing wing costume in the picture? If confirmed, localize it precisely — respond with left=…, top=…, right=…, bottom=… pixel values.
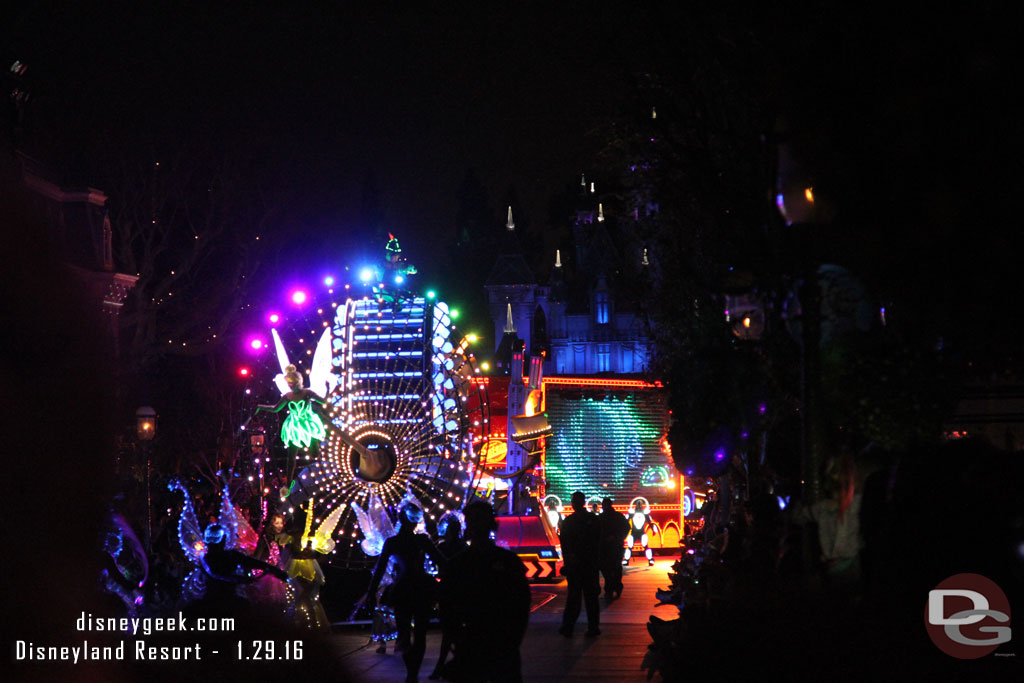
left=169, top=478, right=264, bottom=600
left=168, top=479, right=208, bottom=601
left=350, top=489, right=396, bottom=556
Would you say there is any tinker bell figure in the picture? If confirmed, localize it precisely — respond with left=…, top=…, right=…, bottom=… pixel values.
left=255, top=327, right=336, bottom=480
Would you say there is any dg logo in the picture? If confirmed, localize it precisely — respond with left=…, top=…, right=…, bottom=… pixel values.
left=925, top=573, right=1011, bottom=659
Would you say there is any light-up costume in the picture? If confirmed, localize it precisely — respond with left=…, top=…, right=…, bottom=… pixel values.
left=623, top=497, right=657, bottom=567
left=169, top=479, right=285, bottom=611
left=248, top=514, right=290, bottom=609
left=99, top=511, right=148, bottom=616
left=372, top=234, right=418, bottom=311
left=284, top=498, right=343, bottom=631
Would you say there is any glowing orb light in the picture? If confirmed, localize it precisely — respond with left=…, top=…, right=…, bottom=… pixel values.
left=324, top=276, right=335, bottom=286
left=291, top=290, right=307, bottom=305
left=394, top=275, right=404, bottom=284
left=268, top=313, right=280, bottom=324
left=426, top=290, right=436, bottom=299
left=359, top=268, right=374, bottom=283
left=250, top=338, right=264, bottom=350
left=239, top=367, right=250, bottom=377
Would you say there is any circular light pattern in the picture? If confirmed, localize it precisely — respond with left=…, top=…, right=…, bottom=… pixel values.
left=291, top=290, right=307, bottom=305
left=269, top=313, right=280, bottom=324
left=250, top=338, right=264, bottom=350
left=266, top=294, right=488, bottom=568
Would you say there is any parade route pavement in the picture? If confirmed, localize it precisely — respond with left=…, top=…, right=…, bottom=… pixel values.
left=333, top=556, right=681, bottom=682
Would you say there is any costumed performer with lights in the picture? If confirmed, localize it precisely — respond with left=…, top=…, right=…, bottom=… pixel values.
left=623, top=497, right=658, bottom=567
left=195, top=523, right=289, bottom=616
left=367, top=499, right=444, bottom=683
left=248, top=512, right=291, bottom=610
left=281, top=500, right=342, bottom=631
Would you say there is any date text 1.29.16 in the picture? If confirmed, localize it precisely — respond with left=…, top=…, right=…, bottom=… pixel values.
left=236, top=640, right=303, bottom=660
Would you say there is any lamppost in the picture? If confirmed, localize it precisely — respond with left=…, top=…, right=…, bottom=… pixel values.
left=136, top=406, right=157, bottom=551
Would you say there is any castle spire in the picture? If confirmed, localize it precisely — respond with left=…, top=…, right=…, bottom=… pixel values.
left=506, top=205, right=515, bottom=231
left=580, top=173, right=586, bottom=187
left=597, top=203, right=605, bottom=222
left=555, top=249, right=562, bottom=268
left=642, top=247, right=650, bottom=266
left=504, top=303, right=516, bottom=333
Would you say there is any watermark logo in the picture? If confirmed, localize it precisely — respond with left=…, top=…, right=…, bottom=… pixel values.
left=925, top=573, right=1011, bottom=659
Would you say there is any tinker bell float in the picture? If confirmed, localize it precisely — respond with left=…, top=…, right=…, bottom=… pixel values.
left=243, top=235, right=488, bottom=568
left=169, top=236, right=487, bottom=625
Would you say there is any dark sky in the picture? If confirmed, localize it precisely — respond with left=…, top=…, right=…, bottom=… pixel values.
left=8, top=2, right=1022, bottom=356
left=10, top=2, right=635, bottom=262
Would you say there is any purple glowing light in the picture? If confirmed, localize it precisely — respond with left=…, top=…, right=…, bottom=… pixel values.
left=758, top=403, right=767, bottom=415
left=250, top=338, right=264, bottom=350
left=268, top=313, right=280, bottom=324
left=714, top=450, right=726, bottom=462
left=291, top=290, right=307, bottom=305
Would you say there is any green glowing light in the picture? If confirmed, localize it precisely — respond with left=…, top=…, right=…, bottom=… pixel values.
left=544, top=391, right=668, bottom=503
left=426, top=290, right=436, bottom=299
left=450, top=308, right=460, bottom=319
left=281, top=400, right=326, bottom=449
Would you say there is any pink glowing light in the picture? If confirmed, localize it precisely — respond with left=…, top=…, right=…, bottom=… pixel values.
left=291, top=290, right=307, bottom=305
left=268, top=313, right=280, bottom=324
left=250, top=338, right=263, bottom=350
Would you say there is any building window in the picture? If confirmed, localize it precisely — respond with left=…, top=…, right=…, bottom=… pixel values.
left=597, top=344, right=610, bottom=372
left=595, top=291, right=609, bottom=324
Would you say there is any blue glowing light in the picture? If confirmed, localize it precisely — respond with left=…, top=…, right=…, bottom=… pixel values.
left=324, top=276, right=335, bottom=286
left=394, top=275, right=404, bottom=284
left=359, top=268, right=375, bottom=283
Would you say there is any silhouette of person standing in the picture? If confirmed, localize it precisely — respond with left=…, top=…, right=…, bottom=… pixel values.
left=430, top=511, right=469, bottom=680
left=599, top=497, right=630, bottom=599
left=439, top=501, right=530, bottom=683
left=558, top=491, right=601, bottom=637
left=368, top=501, right=443, bottom=683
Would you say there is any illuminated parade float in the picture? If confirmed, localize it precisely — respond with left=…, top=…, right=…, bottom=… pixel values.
left=240, top=237, right=489, bottom=574
left=235, top=195, right=685, bottom=587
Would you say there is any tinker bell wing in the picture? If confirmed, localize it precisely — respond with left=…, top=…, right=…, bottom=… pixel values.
left=168, top=479, right=205, bottom=564
left=309, top=504, right=344, bottom=555
left=350, top=491, right=396, bottom=556
left=271, top=328, right=291, bottom=396
left=308, top=327, right=337, bottom=399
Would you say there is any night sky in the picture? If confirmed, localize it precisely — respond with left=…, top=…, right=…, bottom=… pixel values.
left=7, top=2, right=1022, bottom=354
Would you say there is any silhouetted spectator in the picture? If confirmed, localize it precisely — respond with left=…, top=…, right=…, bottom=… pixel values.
left=439, top=501, right=530, bottom=683
left=558, top=491, right=601, bottom=637
left=598, top=497, right=629, bottom=599
left=368, top=501, right=443, bottom=683
left=430, top=511, right=469, bottom=680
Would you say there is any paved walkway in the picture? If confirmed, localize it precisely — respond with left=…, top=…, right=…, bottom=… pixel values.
left=333, top=556, right=680, bottom=682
